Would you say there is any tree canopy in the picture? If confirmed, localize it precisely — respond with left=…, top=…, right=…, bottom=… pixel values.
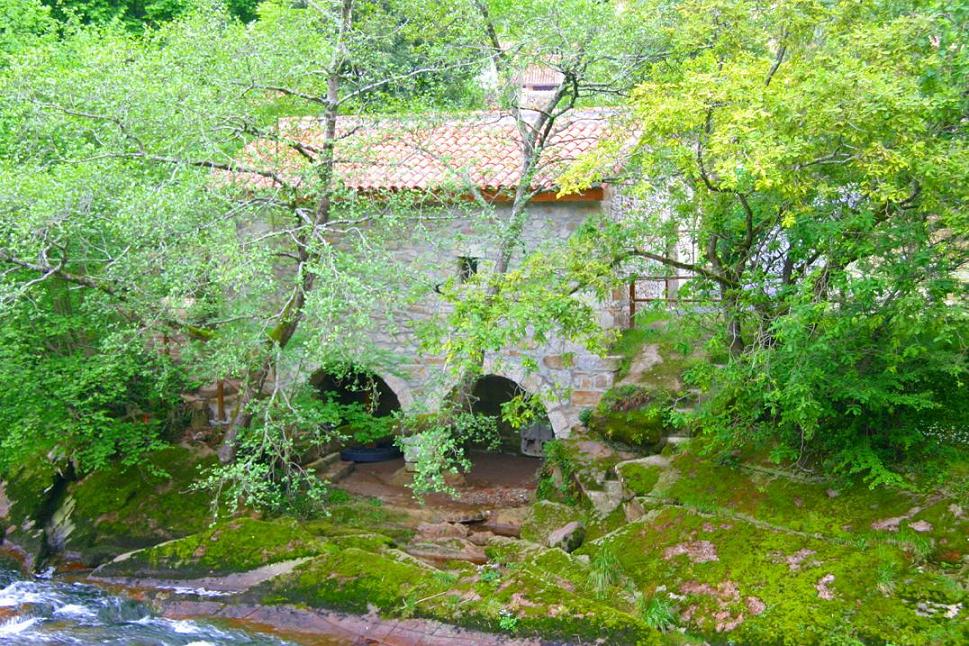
left=559, top=0, right=968, bottom=485
left=0, top=0, right=965, bottom=504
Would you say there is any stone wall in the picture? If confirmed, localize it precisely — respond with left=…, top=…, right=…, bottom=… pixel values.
left=288, top=196, right=627, bottom=438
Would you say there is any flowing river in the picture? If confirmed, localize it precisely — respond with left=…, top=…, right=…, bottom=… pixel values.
left=0, top=568, right=295, bottom=645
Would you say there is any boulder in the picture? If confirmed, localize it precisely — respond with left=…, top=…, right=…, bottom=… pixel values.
left=320, top=460, right=355, bottom=484
left=482, top=507, right=530, bottom=537
left=416, top=522, right=469, bottom=540
left=585, top=489, right=623, bottom=518
left=520, top=500, right=578, bottom=544
left=546, top=521, right=585, bottom=553
left=623, top=499, right=646, bottom=522
left=405, top=537, right=487, bottom=564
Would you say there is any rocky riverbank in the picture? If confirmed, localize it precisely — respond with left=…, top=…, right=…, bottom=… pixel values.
left=1, top=433, right=966, bottom=645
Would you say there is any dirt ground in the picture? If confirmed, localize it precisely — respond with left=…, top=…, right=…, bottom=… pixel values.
left=338, top=451, right=540, bottom=512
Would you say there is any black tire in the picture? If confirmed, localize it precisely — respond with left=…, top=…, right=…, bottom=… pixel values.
left=339, top=445, right=403, bottom=463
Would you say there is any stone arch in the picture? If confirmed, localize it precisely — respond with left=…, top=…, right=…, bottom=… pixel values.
left=450, top=373, right=555, bottom=457
left=477, top=358, right=573, bottom=439
left=372, top=371, right=416, bottom=411
left=309, top=367, right=403, bottom=417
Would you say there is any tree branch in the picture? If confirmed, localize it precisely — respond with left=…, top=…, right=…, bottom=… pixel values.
left=622, top=249, right=739, bottom=288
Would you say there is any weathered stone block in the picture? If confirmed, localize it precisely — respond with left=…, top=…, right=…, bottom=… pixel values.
left=546, top=521, right=585, bottom=553
left=571, top=390, right=602, bottom=407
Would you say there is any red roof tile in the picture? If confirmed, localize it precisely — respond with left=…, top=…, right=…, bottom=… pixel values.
left=237, top=109, right=622, bottom=194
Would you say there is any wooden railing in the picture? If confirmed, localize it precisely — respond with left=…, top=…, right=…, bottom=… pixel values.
left=627, top=275, right=711, bottom=327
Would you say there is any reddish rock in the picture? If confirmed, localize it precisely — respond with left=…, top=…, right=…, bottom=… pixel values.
left=481, top=508, right=529, bottom=537
left=405, top=537, right=487, bottom=565
left=746, top=596, right=766, bottom=615
left=664, top=540, right=718, bottom=564
left=816, top=574, right=836, bottom=600
left=467, top=531, right=497, bottom=546
left=546, top=521, right=585, bottom=553
left=908, top=520, right=933, bottom=533
left=785, top=548, right=816, bottom=571
left=416, top=522, right=469, bottom=540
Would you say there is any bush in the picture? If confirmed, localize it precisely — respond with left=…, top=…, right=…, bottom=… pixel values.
left=0, top=283, right=186, bottom=476
left=695, top=291, right=968, bottom=488
left=536, top=440, right=579, bottom=504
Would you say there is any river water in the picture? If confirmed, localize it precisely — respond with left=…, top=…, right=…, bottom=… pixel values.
left=0, top=568, right=293, bottom=645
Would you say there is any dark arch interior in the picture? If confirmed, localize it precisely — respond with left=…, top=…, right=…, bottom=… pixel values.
left=311, top=368, right=401, bottom=417
left=467, top=375, right=552, bottom=456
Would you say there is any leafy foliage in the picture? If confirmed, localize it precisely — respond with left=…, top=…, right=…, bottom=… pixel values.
left=0, top=0, right=56, bottom=58
left=536, top=439, right=579, bottom=504
left=637, top=593, right=678, bottom=633
left=0, top=282, right=185, bottom=475
left=587, top=543, right=620, bottom=599
left=395, top=409, right=499, bottom=497
left=0, top=1, right=485, bottom=498
left=43, top=0, right=264, bottom=27
left=559, top=0, right=969, bottom=485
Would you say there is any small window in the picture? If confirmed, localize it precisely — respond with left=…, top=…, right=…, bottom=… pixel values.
left=458, top=256, right=479, bottom=282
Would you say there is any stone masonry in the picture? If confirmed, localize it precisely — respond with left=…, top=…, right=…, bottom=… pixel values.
left=292, top=195, right=628, bottom=439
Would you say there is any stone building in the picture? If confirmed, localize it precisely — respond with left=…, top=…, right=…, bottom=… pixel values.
left=238, top=104, right=651, bottom=453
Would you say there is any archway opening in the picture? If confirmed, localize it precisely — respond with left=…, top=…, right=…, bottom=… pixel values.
left=467, top=375, right=553, bottom=457
left=310, top=368, right=401, bottom=418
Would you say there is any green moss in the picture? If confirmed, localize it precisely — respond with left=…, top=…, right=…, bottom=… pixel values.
left=611, top=311, right=702, bottom=388
left=587, top=384, right=675, bottom=449
left=256, top=542, right=679, bottom=644
left=100, top=517, right=329, bottom=578
left=619, top=462, right=663, bottom=496
left=483, top=537, right=543, bottom=565
left=520, top=500, right=580, bottom=544
left=477, top=564, right=665, bottom=644
left=662, top=451, right=967, bottom=563
left=0, top=451, right=64, bottom=561
left=325, top=532, right=395, bottom=552
left=592, top=407, right=667, bottom=447
left=904, top=499, right=969, bottom=565
left=2, top=454, right=62, bottom=528
left=584, top=505, right=630, bottom=542
left=525, top=548, right=600, bottom=598
left=303, top=499, right=415, bottom=543
left=61, top=446, right=218, bottom=564
left=256, top=546, right=448, bottom=614
left=594, top=505, right=965, bottom=645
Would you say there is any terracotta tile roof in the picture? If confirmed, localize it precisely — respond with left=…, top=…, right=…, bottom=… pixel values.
left=236, top=108, right=622, bottom=194
left=519, top=64, right=565, bottom=88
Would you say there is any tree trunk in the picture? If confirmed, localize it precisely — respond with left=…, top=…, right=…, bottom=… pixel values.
left=216, top=0, right=352, bottom=463
left=722, top=289, right=745, bottom=357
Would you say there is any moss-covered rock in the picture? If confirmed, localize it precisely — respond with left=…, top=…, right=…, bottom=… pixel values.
left=520, top=500, right=581, bottom=545
left=611, top=311, right=704, bottom=389
left=254, top=545, right=446, bottom=613
left=587, top=385, right=673, bottom=449
left=54, top=445, right=218, bottom=566
left=661, top=451, right=969, bottom=565
left=583, top=504, right=966, bottom=645
left=97, top=517, right=329, bottom=579
left=303, top=498, right=416, bottom=544
left=1, top=456, right=63, bottom=529
left=254, top=541, right=678, bottom=644
left=0, top=450, right=69, bottom=569
left=618, top=460, right=665, bottom=496
left=591, top=407, right=667, bottom=447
